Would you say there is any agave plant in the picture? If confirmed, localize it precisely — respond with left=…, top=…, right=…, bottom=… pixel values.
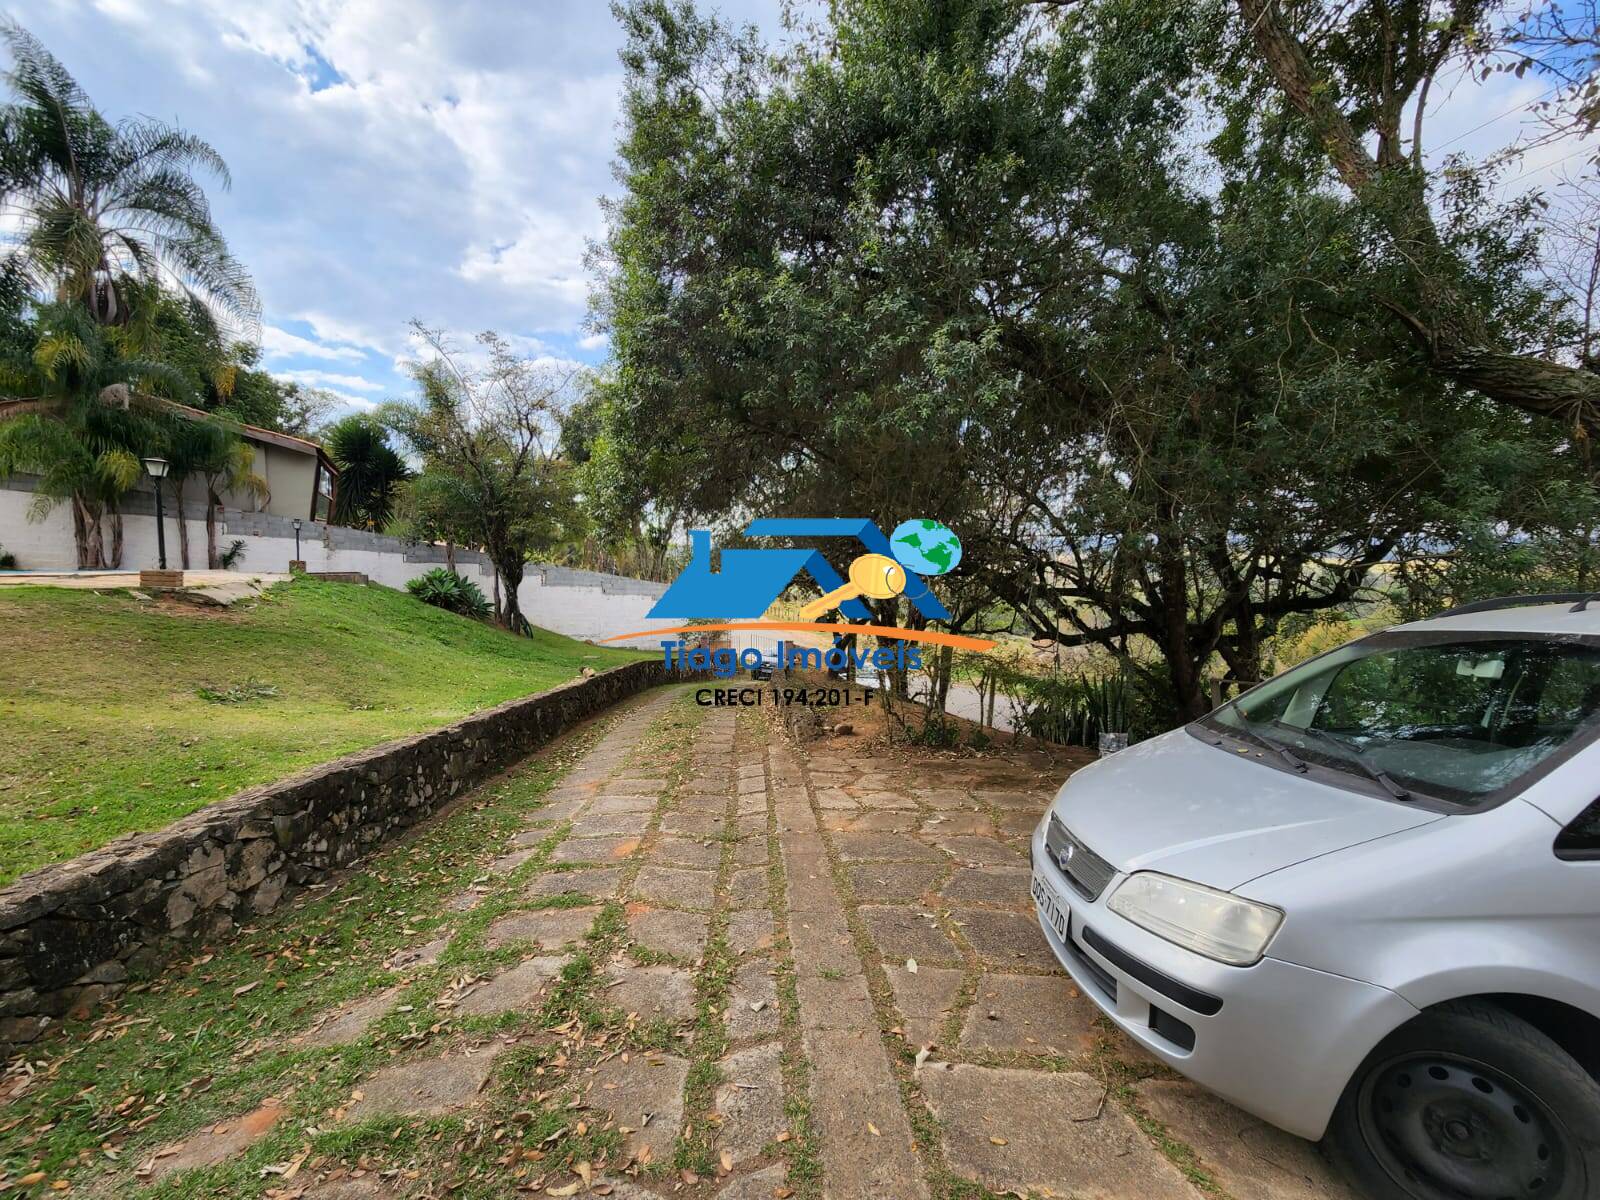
left=0, top=22, right=258, bottom=332
left=1008, top=661, right=1138, bottom=748
left=406, top=567, right=490, bottom=619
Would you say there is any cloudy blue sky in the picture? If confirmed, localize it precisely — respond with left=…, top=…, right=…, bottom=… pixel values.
left=5, top=2, right=1590, bottom=419
left=4, top=0, right=793, bottom=414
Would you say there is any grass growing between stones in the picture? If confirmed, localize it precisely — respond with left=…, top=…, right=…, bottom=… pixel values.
left=676, top=914, right=734, bottom=1179
left=673, top=745, right=738, bottom=1182
left=0, top=578, right=649, bottom=884
left=783, top=710, right=1226, bottom=1200
left=0, top=700, right=642, bottom=1197
left=753, top=709, right=823, bottom=1200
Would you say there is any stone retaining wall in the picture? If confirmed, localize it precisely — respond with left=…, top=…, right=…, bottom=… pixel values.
left=0, top=659, right=674, bottom=1048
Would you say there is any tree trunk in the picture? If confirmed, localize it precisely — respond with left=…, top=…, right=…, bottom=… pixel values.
left=109, top=500, right=124, bottom=569
left=445, top=539, right=456, bottom=573
left=205, top=493, right=220, bottom=569
left=1163, top=643, right=1210, bottom=725
left=932, top=644, right=954, bottom=713
left=73, top=495, right=109, bottom=570
left=496, top=554, right=531, bottom=635
left=173, top=478, right=191, bottom=570
left=1217, top=603, right=1264, bottom=689
left=70, top=497, right=91, bottom=569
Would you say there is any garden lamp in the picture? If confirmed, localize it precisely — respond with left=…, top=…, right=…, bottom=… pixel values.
left=292, top=517, right=302, bottom=561
left=142, top=457, right=169, bottom=571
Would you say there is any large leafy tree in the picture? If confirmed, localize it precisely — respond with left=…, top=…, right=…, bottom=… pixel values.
left=384, top=324, right=581, bottom=635
left=1218, top=0, right=1600, bottom=439
left=0, top=22, right=258, bottom=332
left=136, top=293, right=333, bottom=436
left=595, top=0, right=1591, bottom=721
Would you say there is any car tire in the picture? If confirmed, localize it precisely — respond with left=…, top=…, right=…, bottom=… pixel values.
left=1326, top=999, right=1600, bottom=1200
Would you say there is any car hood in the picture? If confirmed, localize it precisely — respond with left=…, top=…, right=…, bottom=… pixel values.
left=1051, top=727, right=1445, bottom=892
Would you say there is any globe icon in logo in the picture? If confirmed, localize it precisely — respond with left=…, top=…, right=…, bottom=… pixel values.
left=889, top=518, right=962, bottom=576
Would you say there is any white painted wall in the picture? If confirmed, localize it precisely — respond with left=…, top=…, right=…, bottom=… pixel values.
left=0, top=483, right=677, bottom=649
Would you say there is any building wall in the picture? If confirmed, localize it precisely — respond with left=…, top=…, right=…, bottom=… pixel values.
left=0, top=479, right=677, bottom=648
left=219, top=439, right=319, bottom=520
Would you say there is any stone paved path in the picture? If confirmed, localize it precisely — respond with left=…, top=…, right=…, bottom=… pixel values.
left=781, top=713, right=1359, bottom=1200
left=51, top=684, right=1363, bottom=1200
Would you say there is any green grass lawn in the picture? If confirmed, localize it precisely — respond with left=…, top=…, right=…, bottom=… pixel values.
left=0, top=578, right=649, bottom=886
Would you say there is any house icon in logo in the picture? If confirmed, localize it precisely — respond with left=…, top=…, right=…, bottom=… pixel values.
left=647, top=518, right=952, bottom=621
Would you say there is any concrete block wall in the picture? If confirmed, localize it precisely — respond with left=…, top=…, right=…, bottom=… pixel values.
left=0, top=480, right=678, bottom=648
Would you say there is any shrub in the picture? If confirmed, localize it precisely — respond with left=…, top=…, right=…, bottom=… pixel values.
left=218, top=538, right=246, bottom=569
left=0, top=544, right=15, bottom=569
left=406, top=567, right=490, bottom=619
left=908, top=713, right=962, bottom=748
left=1004, top=663, right=1161, bottom=748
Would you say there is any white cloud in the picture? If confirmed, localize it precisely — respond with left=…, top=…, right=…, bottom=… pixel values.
left=294, top=311, right=397, bottom=358
left=1416, top=63, right=1599, bottom=197
left=322, top=390, right=379, bottom=412
left=260, top=324, right=367, bottom=362
left=272, top=368, right=385, bottom=392
left=577, top=332, right=608, bottom=351
left=0, top=0, right=822, bottom=385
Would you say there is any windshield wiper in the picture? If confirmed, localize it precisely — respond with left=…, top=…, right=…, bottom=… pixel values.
left=1213, top=702, right=1311, bottom=773
left=1278, top=722, right=1413, bottom=802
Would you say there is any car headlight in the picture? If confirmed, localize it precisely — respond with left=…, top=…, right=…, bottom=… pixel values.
left=1107, top=872, right=1283, bottom=966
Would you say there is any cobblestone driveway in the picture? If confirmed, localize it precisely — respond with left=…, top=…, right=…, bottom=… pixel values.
left=71, top=685, right=1365, bottom=1199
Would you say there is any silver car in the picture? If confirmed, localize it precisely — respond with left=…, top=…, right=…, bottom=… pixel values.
left=1031, top=595, right=1600, bottom=1200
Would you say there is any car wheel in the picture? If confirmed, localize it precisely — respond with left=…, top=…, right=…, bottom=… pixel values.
left=1327, top=999, right=1600, bottom=1200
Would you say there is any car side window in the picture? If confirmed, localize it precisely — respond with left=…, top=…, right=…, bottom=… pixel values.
left=1556, top=797, right=1600, bottom=859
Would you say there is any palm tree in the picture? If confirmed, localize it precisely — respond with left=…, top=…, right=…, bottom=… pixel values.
left=194, top=428, right=266, bottom=568
left=326, top=413, right=409, bottom=530
left=162, top=411, right=265, bottom=569
left=0, top=23, right=258, bottom=332
left=0, top=303, right=190, bottom=566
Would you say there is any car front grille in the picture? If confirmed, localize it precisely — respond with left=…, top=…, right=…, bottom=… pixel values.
left=1045, top=814, right=1117, bottom=901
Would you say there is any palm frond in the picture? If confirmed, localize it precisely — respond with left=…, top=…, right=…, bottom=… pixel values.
left=96, top=445, right=140, bottom=491
left=32, top=330, right=89, bottom=378
left=0, top=22, right=255, bottom=331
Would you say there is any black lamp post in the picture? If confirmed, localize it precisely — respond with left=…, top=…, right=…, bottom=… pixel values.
left=142, top=457, right=170, bottom=570
left=292, top=517, right=302, bottom=563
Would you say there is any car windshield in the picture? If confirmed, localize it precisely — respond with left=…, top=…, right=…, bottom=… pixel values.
left=1206, top=632, right=1600, bottom=807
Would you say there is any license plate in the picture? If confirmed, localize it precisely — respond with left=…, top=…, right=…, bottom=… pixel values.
left=1031, top=870, right=1070, bottom=943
